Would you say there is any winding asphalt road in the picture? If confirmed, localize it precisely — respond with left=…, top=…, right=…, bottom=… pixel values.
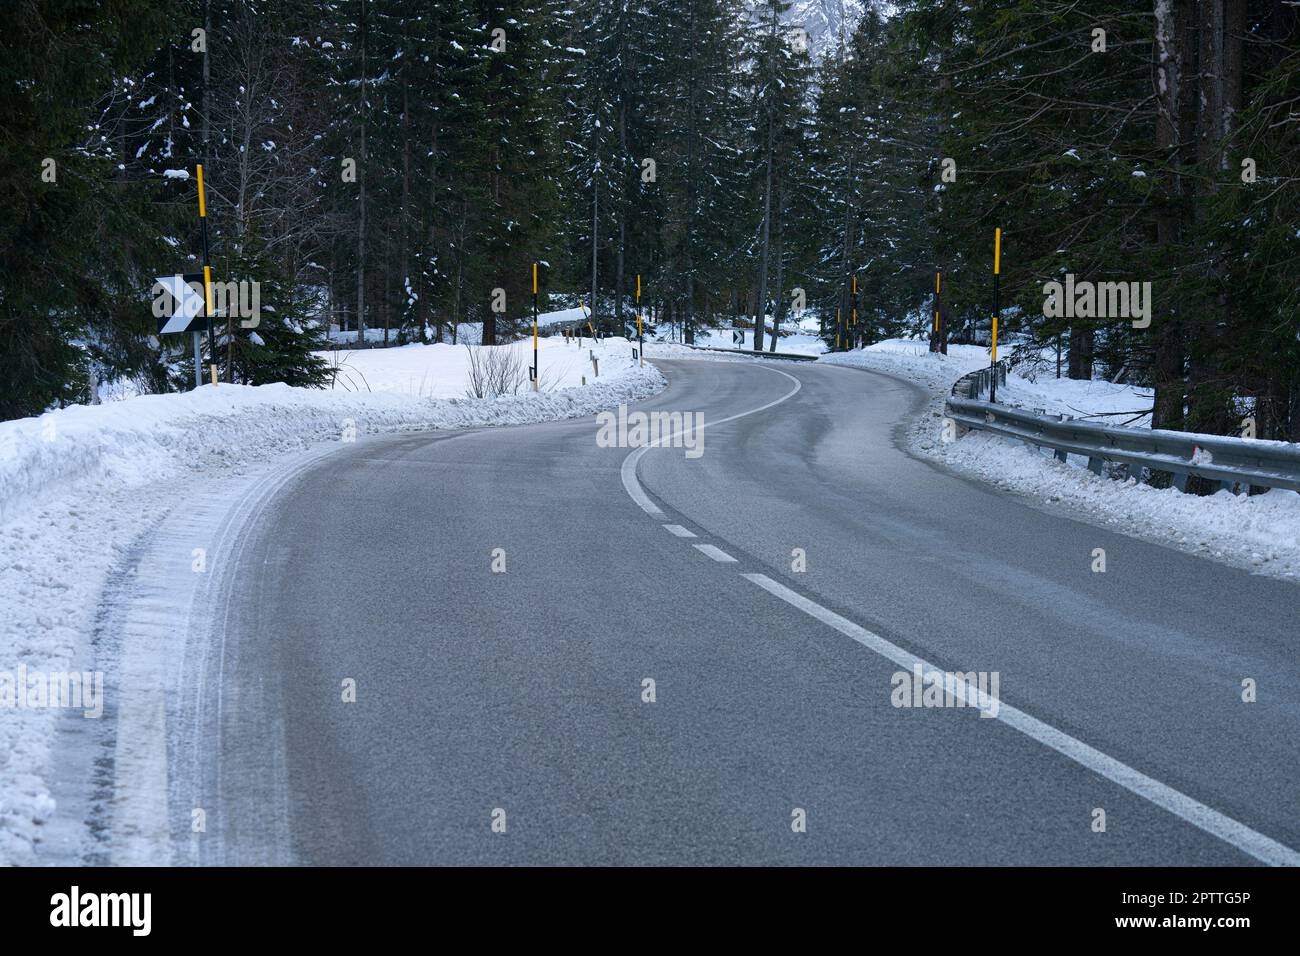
left=183, top=357, right=1300, bottom=865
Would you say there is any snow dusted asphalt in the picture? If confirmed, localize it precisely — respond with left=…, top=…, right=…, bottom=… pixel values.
left=0, top=348, right=664, bottom=863
left=822, top=342, right=1300, bottom=582
left=71, top=355, right=1299, bottom=866
left=5, top=341, right=1299, bottom=865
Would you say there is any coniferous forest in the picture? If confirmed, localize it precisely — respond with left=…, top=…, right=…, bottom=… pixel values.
left=2, top=0, right=1298, bottom=442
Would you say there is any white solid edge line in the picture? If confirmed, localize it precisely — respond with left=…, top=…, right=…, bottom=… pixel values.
left=741, top=571, right=1300, bottom=868
left=620, top=364, right=803, bottom=517
left=694, top=543, right=738, bottom=563
left=663, top=524, right=697, bottom=538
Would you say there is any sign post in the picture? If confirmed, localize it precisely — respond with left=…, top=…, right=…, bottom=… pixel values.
left=155, top=272, right=211, bottom=390
left=636, top=274, right=644, bottom=367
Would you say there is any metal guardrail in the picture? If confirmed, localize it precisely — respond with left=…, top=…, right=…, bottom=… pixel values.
left=951, top=361, right=1008, bottom=399
left=944, top=393, right=1300, bottom=494
left=676, top=343, right=819, bottom=362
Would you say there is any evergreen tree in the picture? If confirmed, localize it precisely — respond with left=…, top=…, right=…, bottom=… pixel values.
left=0, top=0, right=174, bottom=417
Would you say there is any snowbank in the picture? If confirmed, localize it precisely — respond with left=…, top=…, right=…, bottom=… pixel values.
left=821, top=340, right=1300, bottom=582
left=0, top=347, right=664, bottom=863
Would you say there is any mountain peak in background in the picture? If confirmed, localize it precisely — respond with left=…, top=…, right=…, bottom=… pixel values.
left=781, top=0, right=868, bottom=60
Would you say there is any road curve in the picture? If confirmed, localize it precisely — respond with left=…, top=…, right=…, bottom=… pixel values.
left=180, top=357, right=1300, bottom=865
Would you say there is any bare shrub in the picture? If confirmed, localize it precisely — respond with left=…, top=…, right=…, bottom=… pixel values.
left=464, top=343, right=526, bottom=398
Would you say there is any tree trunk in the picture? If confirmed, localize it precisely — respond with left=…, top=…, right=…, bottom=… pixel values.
left=355, top=0, right=369, bottom=347
left=837, top=149, right=857, bottom=349
left=591, top=164, right=599, bottom=330
left=1067, top=326, right=1093, bottom=379
left=1186, top=0, right=1240, bottom=438
left=769, top=186, right=785, bottom=353
left=615, top=99, right=627, bottom=328
left=422, top=125, right=442, bottom=344
left=400, top=81, right=411, bottom=340
left=683, top=0, right=698, bottom=343
left=1151, top=0, right=1190, bottom=430
left=753, top=105, right=774, bottom=352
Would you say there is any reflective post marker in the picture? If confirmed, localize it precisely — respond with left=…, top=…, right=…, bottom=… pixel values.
left=532, top=262, right=539, bottom=390
left=636, top=274, right=644, bottom=367
left=935, top=271, right=940, bottom=336
left=990, top=228, right=1001, bottom=403
left=933, top=270, right=945, bottom=355
left=197, top=164, right=217, bottom=386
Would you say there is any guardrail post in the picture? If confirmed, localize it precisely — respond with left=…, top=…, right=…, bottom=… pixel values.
left=1087, top=457, right=1104, bottom=476
left=1053, top=414, right=1069, bottom=462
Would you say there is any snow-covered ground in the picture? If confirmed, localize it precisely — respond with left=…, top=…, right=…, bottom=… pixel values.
left=324, top=307, right=593, bottom=348
left=319, top=333, right=644, bottom=398
left=651, top=324, right=827, bottom=356
left=0, top=341, right=663, bottom=864
left=823, top=339, right=1300, bottom=583
left=327, top=325, right=483, bottom=347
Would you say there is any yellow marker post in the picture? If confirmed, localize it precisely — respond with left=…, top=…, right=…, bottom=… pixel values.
left=635, top=273, right=643, bottom=366
left=202, top=264, right=214, bottom=321
left=990, top=228, right=1002, bottom=401
left=531, top=262, right=539, bottom=390
left=934, top=272, right=940, bottom=333
left=196, top=163, right=218, bottom=386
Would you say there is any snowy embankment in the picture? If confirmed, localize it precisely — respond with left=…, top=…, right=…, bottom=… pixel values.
left=822, top=339, right=1300, bottom=582
left=0, top=337, right=663, bottom=864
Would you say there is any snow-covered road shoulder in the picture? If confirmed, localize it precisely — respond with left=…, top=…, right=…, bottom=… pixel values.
left=822, top=340, right=1300, bottom=583
left=0, top=353, right=664, bottom=864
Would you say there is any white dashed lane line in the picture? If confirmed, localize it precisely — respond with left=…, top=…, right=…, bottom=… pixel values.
left=662, top=524, right=697, bottom=538
left=693, top=544, right=738, bottom=563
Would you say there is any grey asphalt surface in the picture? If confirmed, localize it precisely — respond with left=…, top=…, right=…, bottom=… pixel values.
left=189, top=357, right=1300, bottom=865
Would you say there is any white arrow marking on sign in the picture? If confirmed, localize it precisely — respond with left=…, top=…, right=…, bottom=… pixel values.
left=156, top=275, right=204, bottom=333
